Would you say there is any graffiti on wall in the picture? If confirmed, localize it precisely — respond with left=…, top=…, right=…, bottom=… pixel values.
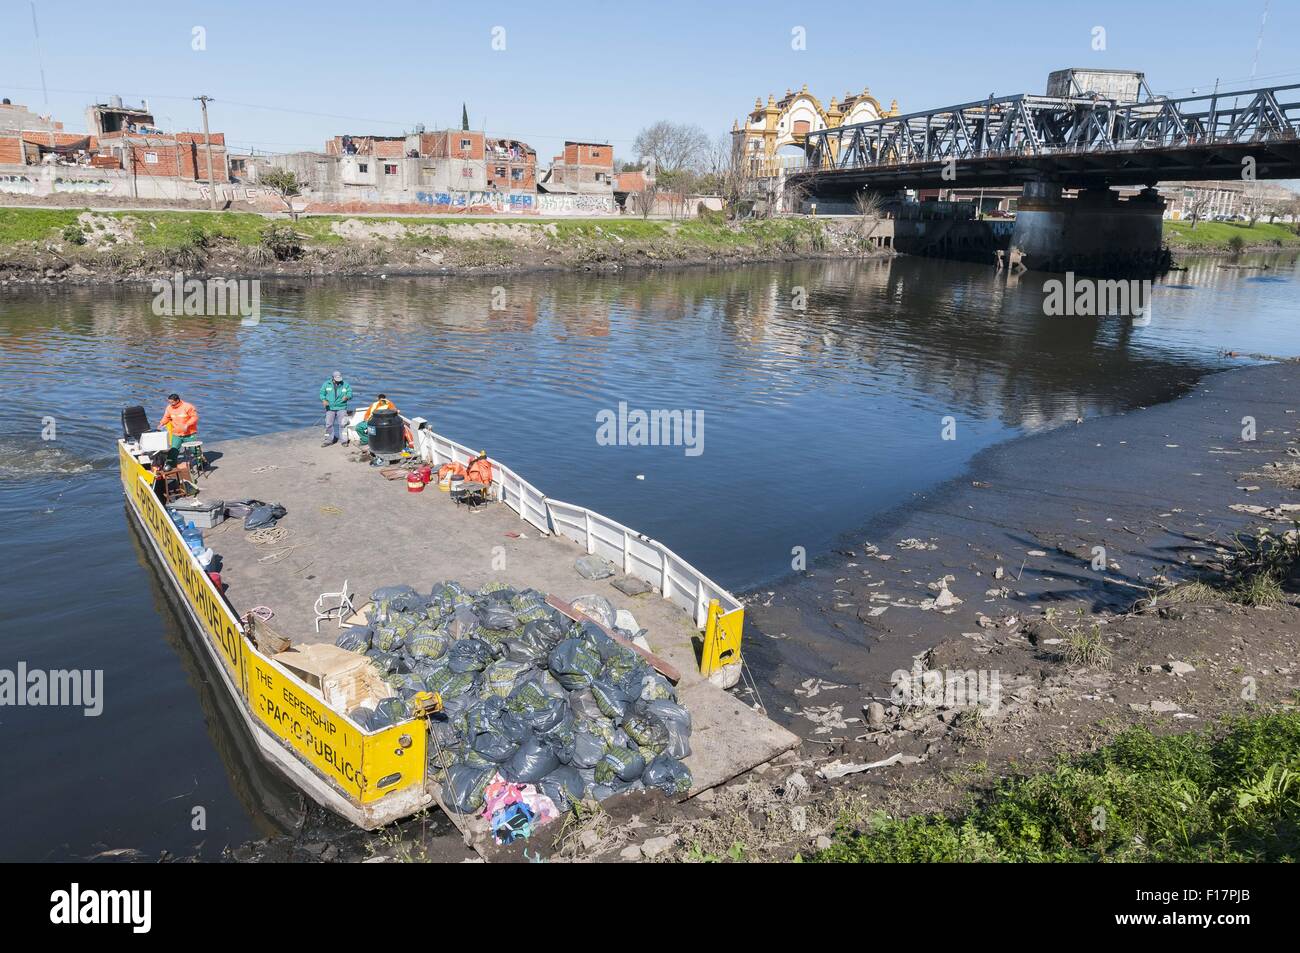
left=52, top=177, right=112, bottom=194
left=414, top=190, right=537, bottom=212
left=536, top=193, right=616, bottom=215
left=0, top=174, right=36, bottom=194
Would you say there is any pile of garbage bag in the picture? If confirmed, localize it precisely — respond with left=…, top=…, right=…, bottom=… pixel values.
left=337, top=581, right=693, bottom=819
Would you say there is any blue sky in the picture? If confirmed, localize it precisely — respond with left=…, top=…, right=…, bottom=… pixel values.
left=1, top=0, right=1295, bottom=161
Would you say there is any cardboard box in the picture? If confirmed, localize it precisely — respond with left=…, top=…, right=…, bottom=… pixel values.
left=273, top=643, right=392, bottom=712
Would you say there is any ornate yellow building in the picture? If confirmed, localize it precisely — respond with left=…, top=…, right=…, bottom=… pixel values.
left=733, top=84, right=899, bottom=177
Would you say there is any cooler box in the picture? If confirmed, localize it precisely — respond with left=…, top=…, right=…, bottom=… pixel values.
left=166, top=498, right=225, bottom=529
left=139, top=431, right=169, bottom=454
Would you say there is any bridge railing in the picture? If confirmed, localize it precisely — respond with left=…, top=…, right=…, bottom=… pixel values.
left=798, top=82, right=1300, bottom=174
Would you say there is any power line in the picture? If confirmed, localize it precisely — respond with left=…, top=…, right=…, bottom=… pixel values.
left=1154, top=65, right=1300, bottom=96
left=0, top=80, right=634, bottom=147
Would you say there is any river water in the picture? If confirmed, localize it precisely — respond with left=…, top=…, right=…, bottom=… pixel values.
left=1, top=252, right=1298, bottom=860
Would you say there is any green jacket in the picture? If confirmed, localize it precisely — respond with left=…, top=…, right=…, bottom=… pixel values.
left=320, top=379, right=352, bottom=410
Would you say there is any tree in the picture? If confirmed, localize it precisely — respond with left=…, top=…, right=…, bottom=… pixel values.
left=633, top=179, right=658, bottom=219
left=853, top=190, right=884, bottom=246
left=462, top=103, right=470, bottom=131
left=1186, top=189, right=1213, bottom=230
left=632, top=120, right=710, bottom=175
left=699, top=133, right=749, bottom=218
left=260, top=167, right=303, bottom=221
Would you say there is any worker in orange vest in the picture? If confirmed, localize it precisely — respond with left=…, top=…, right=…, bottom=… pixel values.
left=363, top=393, right=398, bottom=420
left=158, top=392, right=199, bottom=467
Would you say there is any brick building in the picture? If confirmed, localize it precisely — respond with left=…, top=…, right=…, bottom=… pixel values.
left=0, top=97, right=91, bottom=165
left=326, top=135, right=408, bottom=158
left=416, top=129, right=485, bottom=161
left=94, top=130, right=229, bottom=183
left=539, top=140, right=614, bottom=194
left=486, top=137, right=536, bottom=191
left=85, top=96, right=228, bottom=183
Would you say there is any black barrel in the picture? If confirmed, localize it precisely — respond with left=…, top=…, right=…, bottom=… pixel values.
left=368, top=408, right=404, bottom=454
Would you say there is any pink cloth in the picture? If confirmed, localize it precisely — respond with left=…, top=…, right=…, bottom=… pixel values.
left=481, top=776, right=560, bottom=827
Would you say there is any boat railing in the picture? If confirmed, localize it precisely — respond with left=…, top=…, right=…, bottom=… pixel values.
left=404, top=416, right=745, bottom=628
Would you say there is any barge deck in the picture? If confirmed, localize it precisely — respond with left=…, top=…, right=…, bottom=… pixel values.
left=189, top=428, right=798, bottom=848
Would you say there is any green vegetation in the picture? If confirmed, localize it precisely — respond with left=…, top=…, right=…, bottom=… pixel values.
left=0, top=206, right=840, bottom=256
left=1063, top=624, right=1111, bottom=668
left=1163, top=218, right=1300, bottom=250
left=0, top=207, right=84, bottom=243
left=818, top=712, right=1300, bottom=862
left=1159, top=523, right=1297, bottom=609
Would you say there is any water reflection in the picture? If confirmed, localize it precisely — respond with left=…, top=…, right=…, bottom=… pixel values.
left=4, top=253, right=1299, bottom=588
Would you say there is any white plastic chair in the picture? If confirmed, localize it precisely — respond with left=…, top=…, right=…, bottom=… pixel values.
left=314, top=580, right=356, bottom=633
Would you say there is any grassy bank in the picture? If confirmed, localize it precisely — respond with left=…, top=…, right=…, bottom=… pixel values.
left=817, top=712, right=1300, bottom=863
left=0, top=206, right=870, bottom=282
left=1163, top=219, right=1300, bottom=251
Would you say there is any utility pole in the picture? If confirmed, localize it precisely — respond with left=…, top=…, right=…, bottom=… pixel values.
left=195, top=95, right=217, bottom=210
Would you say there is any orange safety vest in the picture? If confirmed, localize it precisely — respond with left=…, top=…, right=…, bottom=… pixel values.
left=160, top=400, right=199, bottom=437
left=364, top=398, right=398, bottom=420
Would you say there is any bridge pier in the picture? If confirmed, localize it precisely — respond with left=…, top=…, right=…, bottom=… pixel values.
left=1011, top=182, right=1169, bottom=277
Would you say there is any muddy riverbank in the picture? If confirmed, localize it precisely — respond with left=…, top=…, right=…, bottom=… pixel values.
left=0, top=207, right=885, bottom=286
left=578, top=359, right=1300, bottom=862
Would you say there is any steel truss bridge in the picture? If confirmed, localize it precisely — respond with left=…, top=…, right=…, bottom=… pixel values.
left=794, top=82, right=1300, bottom=193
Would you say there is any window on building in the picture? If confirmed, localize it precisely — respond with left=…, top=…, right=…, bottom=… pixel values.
left=511, top=168, right=523, bottom=181
left=384, top=163, right=398, bottom=175
left=494, top=166, right=506, bottom=177
left=460, top=138, right=472, bottom=150
left=591, top=149, right=601, bottom=158
left=358, top=162, right=369, bottom=173
left=144, top=151, right=158, bottom=164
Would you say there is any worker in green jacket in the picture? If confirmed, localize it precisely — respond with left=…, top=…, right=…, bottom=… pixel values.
left=319, top=371, right=352, bottom=446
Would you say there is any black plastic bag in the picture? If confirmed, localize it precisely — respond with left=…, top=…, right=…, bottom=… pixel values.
left=448, top=638, right=495, bottom=674
left=375, top=697, right=411, bottom=725
left=478, top=603, right=518, bottom=632
left=590, top=679, right=632, bottom=724
left=445, top=763, right=495, bottom=814
left=548, top=638, right=603, bottom=691
left=642, top=699, right=692, bottom=759
left=244, top=503, right=287, bottom=530
left=539, top=766, right=586, bottom=813
left=335, top=629, right=371, bottom=653
left=642, top=754, right=693, bottom=796
left=503, top=736, right=560, bottom=785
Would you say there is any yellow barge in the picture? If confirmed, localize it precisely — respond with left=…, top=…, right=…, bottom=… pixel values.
left=119, top=415, right=797, bottom=845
